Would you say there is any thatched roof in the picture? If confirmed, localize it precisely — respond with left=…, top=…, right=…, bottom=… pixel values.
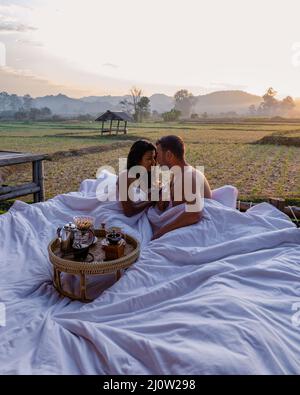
left=95, top=110, right=134, bottom=122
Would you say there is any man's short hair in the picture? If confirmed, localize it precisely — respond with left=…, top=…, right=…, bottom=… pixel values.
left=156, top=135, right=185, bottom=159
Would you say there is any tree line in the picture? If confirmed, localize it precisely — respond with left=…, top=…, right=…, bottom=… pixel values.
left=0, top=87, right=297, bottom=122
left=0, top=92, right=52, bottom=121
left=161, top=87, right=297, bottom=121
left=248, top=88, right=295, bottom=116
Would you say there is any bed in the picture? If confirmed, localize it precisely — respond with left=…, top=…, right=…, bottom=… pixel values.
left=0, top=171, right=300, bottom=374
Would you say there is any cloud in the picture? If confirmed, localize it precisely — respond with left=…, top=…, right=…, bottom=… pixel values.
left=102, top=63, right=119, bottom=69
left=1, top=65, right=57, bottom=81
left=0, top=20, right=36, bottom=33
left=0, top=3, right=32, bottom=13
left=0, top=66, right=90, bottom=97
left=16, top=38, right=43, bottom=47
left=0, top=4, right=35, bottom=33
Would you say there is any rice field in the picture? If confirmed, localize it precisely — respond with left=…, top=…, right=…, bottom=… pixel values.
left=0, top=120, right=299, bottom=210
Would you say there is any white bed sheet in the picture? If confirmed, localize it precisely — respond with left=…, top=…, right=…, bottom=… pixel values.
left=0, top=172, right=300, bottom=374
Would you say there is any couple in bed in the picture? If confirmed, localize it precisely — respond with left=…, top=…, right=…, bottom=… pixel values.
left=117, top=135, right=212, bottom=240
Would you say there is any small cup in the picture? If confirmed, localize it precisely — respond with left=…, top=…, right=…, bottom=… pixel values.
left=106, top=229, right=122, bottom=245
left=72, top=242, right=90, bottom=261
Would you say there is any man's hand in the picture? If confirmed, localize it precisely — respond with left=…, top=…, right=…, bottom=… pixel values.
left=155, top=187, right=170, bottom=211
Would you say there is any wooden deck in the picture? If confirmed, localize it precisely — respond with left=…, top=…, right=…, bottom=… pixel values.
left=0, top=151, right=48, bottom=203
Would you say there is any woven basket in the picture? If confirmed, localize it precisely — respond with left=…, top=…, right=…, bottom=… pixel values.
left=48, top=229, right=140, bottom=275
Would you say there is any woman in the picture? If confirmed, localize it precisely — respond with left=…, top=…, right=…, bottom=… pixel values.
left=117, top=140, right=157, bottom=217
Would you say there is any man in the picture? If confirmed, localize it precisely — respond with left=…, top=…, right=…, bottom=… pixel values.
left=152, top=135, right=212, bottom=240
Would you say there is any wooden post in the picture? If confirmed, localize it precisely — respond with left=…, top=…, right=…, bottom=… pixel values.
left=101, top=121, right=104, bottom=136
left=124, top=121, right=127, bottom=134
left=116, top=270, right=121, bottom=281
left=80, top=272, right=87, bottom=300
left=268, top=197, right=285, bottom=212
left=110, top=119, right=113, bottom=135
left=32, top=160, right=45, bottom=203
left=55, top=269, right=62, bottom=292
left=0, top=183, right=40, bottom=202
left=117, top=120, right=120, bottom=135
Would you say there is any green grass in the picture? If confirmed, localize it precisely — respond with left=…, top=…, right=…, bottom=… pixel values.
left=0, top=135, right=116, bottom=154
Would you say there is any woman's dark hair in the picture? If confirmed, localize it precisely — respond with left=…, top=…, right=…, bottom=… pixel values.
left=127, top=140, right=156, bottom=170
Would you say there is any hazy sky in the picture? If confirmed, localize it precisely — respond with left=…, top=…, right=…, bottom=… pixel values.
left=1, top=0, right=300, bottom=98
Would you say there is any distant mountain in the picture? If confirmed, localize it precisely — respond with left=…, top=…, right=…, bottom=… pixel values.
left=33, top=93, right=110, bottom=115
left=1, top=90, right=264, bottom=117
left=32, top=91, right=262, bottom=116
left=80, top=95, right=131, bottom=104
left=32, top=93, right=174, bottom=116
left=193, top=90, right=262, bottom=114
left=149, top=94, right=174, bottom=113
left=33, top=94, right=86, bottom=115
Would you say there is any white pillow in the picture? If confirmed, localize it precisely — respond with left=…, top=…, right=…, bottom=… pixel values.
left=211, top=185, right=239, bottom=209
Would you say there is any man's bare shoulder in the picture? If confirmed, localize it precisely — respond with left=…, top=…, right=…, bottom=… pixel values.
left=192, top=167, right=212, bottom=199
left=184, top=166, right=205, bottom=184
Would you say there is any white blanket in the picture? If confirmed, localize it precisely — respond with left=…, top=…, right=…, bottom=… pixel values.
left=0, top=172, right=300, bottom=374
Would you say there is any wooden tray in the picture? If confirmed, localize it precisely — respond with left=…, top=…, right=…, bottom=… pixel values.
left=48, top=229, right=140, bottom=302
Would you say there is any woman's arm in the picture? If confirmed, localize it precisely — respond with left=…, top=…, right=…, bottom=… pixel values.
left=118, top=172, right=153, bottom=217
